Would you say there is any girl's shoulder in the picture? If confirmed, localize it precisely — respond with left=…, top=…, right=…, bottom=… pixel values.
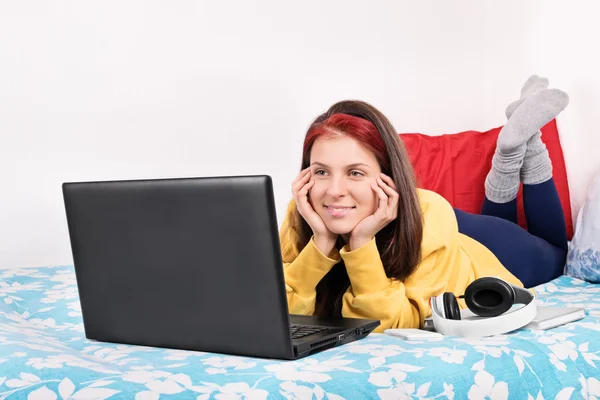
left=416, top=188, right=459, bottom=251
left=415, top=188, right=454, bottom=217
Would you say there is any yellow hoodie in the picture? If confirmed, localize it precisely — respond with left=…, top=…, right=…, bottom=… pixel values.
left=281, top=188, right=523, bottom=333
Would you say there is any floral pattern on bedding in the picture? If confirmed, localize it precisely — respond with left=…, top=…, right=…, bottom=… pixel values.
left=1, top=266, right=599, bottom=399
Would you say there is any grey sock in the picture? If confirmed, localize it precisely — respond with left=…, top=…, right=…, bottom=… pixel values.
left=520, top=133, right=553, bottom=185
left=485, top=88, right=569, bottom=202
left=497, top=88, right=569, bottom=155
left=485, top=150, right=524, bottom=203
left=505, top=75, right=550, bottom=119
left=503, top=75, right=559, bottom=185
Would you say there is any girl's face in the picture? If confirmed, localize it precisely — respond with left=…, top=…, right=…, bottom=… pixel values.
left=309, top=134, right=382, bottom=235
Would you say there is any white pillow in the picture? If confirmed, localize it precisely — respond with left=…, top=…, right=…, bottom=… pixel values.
left=565, top=169, right=600, bottom=282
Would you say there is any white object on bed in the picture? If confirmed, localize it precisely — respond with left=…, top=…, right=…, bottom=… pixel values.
left=384, top=328, right=443, bottom=340
left=430, top=292, right=538, bottom=338
left=522, top=306, right=586, bottom=330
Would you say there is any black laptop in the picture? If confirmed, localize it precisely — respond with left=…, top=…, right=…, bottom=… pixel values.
left=62, top=175, right=379, bottom=360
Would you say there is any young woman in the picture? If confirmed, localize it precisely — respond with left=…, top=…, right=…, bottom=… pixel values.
left=280, top=75, right=569, bottom=332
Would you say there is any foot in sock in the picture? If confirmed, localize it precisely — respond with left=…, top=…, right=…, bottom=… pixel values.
left=496, top=88, right=569, bottom=156
left=503, top=75, right=556, bottom=184
left=486, top=87, right=569, bottom=203
left=505, top=75, right=550, bottom=119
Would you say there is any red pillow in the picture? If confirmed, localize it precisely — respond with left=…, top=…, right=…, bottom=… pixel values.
left=399, top=119, right=573, bottom=240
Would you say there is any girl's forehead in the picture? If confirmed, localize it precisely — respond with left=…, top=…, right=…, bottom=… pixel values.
left=311, top=135, right=378, bottom=164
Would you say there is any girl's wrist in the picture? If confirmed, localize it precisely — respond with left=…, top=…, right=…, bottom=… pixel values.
left=349, top=236, right=372, bottom=251
left=313, top=235, right=337, bottom=257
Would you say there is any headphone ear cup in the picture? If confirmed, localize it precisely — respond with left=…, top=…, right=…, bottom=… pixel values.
left=443, top=292, right=461, bottom=320
left=465, top=277, right=514, bottom=317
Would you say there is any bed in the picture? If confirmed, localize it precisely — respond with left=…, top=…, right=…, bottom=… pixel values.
left=1, top=266, right=599, bottom=399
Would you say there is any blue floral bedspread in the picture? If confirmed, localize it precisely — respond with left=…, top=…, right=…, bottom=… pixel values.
left=1, top=266, right=600, bottom=400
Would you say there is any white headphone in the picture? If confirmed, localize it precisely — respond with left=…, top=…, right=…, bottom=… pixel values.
left=430, top=277, right=537, bottom=337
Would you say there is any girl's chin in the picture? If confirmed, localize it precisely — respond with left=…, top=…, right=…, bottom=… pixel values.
left=323, top=221, right=357, bottom=236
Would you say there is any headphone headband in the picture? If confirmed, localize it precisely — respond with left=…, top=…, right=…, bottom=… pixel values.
left=430, top=277, right=537, bottom=337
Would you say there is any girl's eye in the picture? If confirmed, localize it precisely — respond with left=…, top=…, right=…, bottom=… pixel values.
left=350, top=171, right=364, bottom=177
left=314, top=170, right=326, bottom=175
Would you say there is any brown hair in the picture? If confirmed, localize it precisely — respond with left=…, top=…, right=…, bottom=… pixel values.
left=290, top=100, right=424, bottom=317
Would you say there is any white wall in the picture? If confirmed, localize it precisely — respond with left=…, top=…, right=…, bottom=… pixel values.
left=479, top=1, right=600, bottom=223
left=0, top=1, right=598, bottom=269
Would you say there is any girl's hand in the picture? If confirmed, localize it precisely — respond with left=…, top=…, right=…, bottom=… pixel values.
left=348, top=173, right=399, bottom=251
left=292, top=168, right=338, bottom=255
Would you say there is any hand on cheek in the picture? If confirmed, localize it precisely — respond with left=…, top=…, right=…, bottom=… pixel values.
left=291, top=168, right=338, bottom=256
left=348, top=173, right=399, bottom=251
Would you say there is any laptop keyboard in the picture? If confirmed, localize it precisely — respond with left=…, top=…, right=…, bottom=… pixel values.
left=290, top=324, right=329, bottom=340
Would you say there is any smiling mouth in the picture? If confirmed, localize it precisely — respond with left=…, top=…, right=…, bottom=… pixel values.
left=324, top=205, right=356, bottom=218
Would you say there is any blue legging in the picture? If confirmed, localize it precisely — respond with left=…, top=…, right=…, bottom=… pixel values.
left=453, top=179, right=568, bottom=288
